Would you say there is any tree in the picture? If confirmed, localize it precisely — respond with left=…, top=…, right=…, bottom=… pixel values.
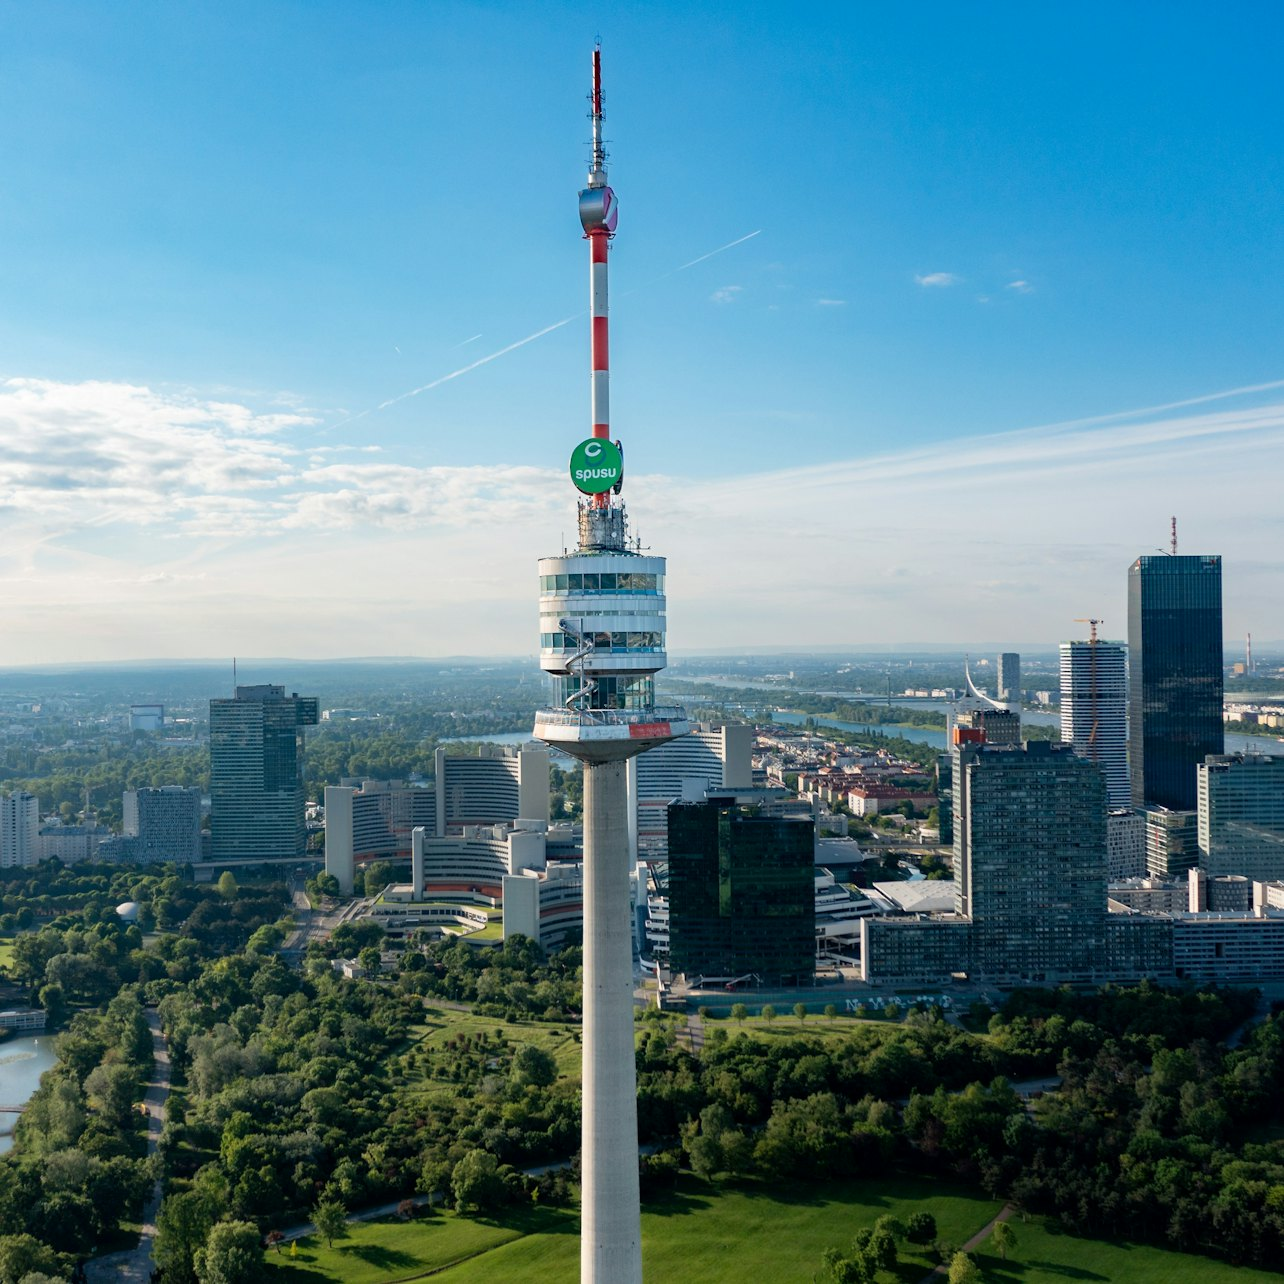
left=824, top=1003, right=838, bottom=1020
left=731, top=1003, right=748, bottom=1026
left=990, top=1220, right=1017, bottom=1261
left=418, top=1158, right=452, bottom=1201
left=194, top=1220, right=264, bottom=1284
left=0, top=1235, right=62, bottom=1284
left=312, top=1200, right=348, bottom=1249
left=794, top=1002, right=808, bottom=1025
left=357, top=946, right=382, bottom=977
left=947, top=1251, right=982, bottom=1284
left=37, top=983, right=67, bottom=1027
left=761, top=1004, right=776, bottom=1024
left=451, top=1149, right=504, bottom=1214
left=364, top=861, right=394, bottom=897
left=216, top=871, right=238, bottom=900
left=905, top=1210, right=937, bottom=1244
left=510, top=1044, right=557, bottom=1089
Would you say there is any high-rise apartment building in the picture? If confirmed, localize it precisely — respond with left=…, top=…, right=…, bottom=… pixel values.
left=1106, top=808, right=1147, bottom=880
left=123, top=786, right=202, bottom=864
left=666, top=800, right=814, bottom=984
left=434, top=745, right=549, bottom=835
left=0, top=792, right=39, bottom=868
left=1198, top=753, right=1284, bottom=882
left=997, top=653, right=1021, bottom=703
left=209, top=685, right=319, bottom=863
left=629, top=723, right=753, bottom=858
left=1059, top=639, right=1129, bottom=809
left=1127, top=554, right=1223, bottom=810
left=954, top=740, right=1107, bottom=982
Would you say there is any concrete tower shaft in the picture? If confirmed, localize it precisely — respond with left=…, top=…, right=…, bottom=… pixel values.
left=532, top=48, right=689, bottom=1284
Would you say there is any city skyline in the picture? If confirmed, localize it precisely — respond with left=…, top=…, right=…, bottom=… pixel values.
left=1, top=4, right=1281, bottom=661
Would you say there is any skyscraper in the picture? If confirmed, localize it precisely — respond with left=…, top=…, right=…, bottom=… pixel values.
left=1198, top=753, right=1284, bottom=882
left=0, top=792, right=39, bottom=868
left=954, top=740, right=1107, bottom=982
left=210, top=685, right=319, bottom=863
left=666, top=800, right=814, bottom=984
left=1127, top=554, right=1223, bottom=810
left=531, top=49, right=689, bottom=1284
left=123, top=786, right=202, bottom=864
left=1059, top=639, right=1128, bottom=809
left=997, top=652, right=1021, bottom=703
left=630, top=722, right=753, bottom=858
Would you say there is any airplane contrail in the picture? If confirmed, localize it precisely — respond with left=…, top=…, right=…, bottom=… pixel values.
left=328, top=230, right=762, bottom=429
left=376, top=315, right=579, bottom=412
left=455, top=333, right=483, bottom=348
left=673, top=230, right=761, bottom=273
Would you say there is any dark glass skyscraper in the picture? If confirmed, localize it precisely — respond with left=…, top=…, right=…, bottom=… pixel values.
left=1127, top=555, right=1223, bottom=811
left=210, top=685, right=319, bottom=862
left=666, top=801, right=814, bottom=984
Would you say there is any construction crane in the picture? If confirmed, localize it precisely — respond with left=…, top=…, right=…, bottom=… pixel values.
left=1073, top=618, right=1102, bottom=760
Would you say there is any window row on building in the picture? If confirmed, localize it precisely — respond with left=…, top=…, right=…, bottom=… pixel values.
left=539, top=631, right=664, bottom=652
left=539, top=571, right=663, bottom=593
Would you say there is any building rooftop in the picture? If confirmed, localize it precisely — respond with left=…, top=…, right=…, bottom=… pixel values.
left=872, top=880, right=957, bottom=914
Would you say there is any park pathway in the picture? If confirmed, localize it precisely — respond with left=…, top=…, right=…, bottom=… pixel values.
left=682, top=1010, right=705, bottom=1056
left=916, top=1203, right=1015, bottom=1283
left=86, top=1010, right=171, bottom=1284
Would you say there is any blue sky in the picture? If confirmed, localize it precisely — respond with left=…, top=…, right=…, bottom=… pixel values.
left=0, top=2, right=1281, bottom=661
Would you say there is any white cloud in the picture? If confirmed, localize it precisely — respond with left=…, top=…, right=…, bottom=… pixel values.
left=710, top=285, right=744, bottom=304
left=815, top=298, right=847, bottom=307
left=0, top=375, right=1280, bottom=661
left=915, top=272, right=960, bottom=287
left=1007, top=279, right=1034, bottom=293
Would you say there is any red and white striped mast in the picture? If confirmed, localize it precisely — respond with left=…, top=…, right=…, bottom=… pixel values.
left=579, top=44, right=618, bottom=508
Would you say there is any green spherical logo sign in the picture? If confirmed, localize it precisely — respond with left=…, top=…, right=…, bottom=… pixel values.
left=569, top=437, right=623, bottom=494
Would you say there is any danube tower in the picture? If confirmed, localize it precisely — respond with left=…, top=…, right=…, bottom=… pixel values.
left=533, top=48, right=689, bottom=1284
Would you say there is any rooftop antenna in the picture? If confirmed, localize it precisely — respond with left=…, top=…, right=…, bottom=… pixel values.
left=1073, top=619, right=1102, bottom=760
left=1170, top=516, right=1178, bottom=556
left=232, top=657, right=237, bottom=695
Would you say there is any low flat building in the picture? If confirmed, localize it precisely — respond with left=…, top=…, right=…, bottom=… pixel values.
left=860, top=916, right=970, bottom=985
left=0, top=1009, right=47, bottom=1032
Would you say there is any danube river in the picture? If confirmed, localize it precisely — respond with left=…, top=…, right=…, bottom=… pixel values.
left=0, top=1034, right=55, bottom=1155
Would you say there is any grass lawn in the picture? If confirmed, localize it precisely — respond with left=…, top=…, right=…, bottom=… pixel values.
left=0, top=939, right=14, bottom=969
left=439, top=1175, right=993, bottom=1283
left=402, top=1008, right=582, bottom=1086
left=262, top=1176, right=1284, bottom=1284
left=967, top=1217, right=1284, bottom=1284
left=264, top=1206, right=576, bottom=1283
left=707, top=1014, right=895, bottom=1044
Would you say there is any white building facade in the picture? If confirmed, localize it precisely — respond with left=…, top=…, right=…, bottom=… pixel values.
left=0, top=792, right=39, bottom=868
left=1059, top=639, right=1128, bottom=809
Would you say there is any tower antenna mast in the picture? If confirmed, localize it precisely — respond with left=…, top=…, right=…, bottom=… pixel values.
left=580, top=43, right=618, bottom=511
left=1170, top=516, right=1178, bottom=556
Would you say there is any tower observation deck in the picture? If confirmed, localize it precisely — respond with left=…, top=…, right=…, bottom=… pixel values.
left=531, top=47, right=687, bottom=1284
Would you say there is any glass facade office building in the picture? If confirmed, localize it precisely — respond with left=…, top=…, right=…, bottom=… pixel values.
left=666, top=801, right=815, bottom=984
left=1128, top=554, right=1223, bottom=811
left=210, top=685, right=319, bottom=862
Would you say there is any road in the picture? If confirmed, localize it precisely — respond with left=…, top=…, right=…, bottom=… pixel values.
left=86, top=1010, right=172, bottom=1283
